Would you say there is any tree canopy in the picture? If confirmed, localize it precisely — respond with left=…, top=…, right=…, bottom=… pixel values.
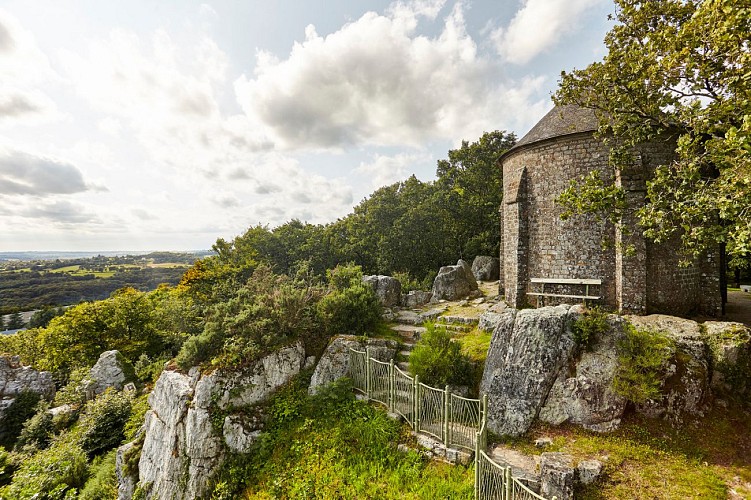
left=555, top=0, right=751, bottom=267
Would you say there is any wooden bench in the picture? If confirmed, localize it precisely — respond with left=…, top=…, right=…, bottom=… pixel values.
left=527, top=278, right=602, bottom=307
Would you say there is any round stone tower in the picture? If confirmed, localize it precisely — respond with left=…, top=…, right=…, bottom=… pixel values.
left=499, top=105, right=721, bottom=316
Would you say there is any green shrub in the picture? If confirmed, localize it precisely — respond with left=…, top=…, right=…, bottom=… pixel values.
left=391, top=271, right=422, bottom=293
left=53, top=367, right=89, bottom=408
left=77, top=390, right=133, bottom=458
left=572, top=307, right=609, bottom=352
left=409, top=323, right=473, bottom=387
left=612, top=324, right=675, bottom=403
left=0, top=390, right=41, bottom=449
left=317, top=264, right=382, bottom=336
left=133, top=353, right=169, bottom=384
left=0, top=437, right=89, bottom=499
left=15, top=405, right=53, bottom=451
left=78, top=449, right=117, bottom=500
left=176, top=265, right=322, bottom=369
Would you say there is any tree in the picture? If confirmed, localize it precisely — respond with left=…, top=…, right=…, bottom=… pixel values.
left=436, top=131, right=517, bottom=259
left=6, top=311, right=24, bottom=330
left=555, top=0, right=751, bottom=266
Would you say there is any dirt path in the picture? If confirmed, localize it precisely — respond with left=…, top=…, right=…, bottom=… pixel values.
left=723, top=290, right=751, bottom=326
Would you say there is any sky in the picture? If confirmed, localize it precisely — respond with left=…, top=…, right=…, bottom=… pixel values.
left=0, top=0, right=613, bottom=252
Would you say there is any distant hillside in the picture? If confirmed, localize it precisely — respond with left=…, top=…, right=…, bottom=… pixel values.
left=0, top=251, right=212, bottom=315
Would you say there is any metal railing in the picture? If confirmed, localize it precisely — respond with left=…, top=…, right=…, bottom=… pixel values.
left=348, top=347, right=557, bottom=500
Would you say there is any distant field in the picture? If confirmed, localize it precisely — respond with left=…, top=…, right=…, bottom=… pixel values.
left=0, top=252, right=202, bottom=315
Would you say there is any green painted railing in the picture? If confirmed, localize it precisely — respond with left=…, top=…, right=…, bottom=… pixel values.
left=349, top=347, right=557, bottom=500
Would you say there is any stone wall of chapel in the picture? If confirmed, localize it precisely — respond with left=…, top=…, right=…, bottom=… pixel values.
left=503, top=134, right=617, bottom=308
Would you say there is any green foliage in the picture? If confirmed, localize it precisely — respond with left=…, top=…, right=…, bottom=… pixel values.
left=612, top=324, right=675, bottom=403
left=15, top=404, right=54, bottom=452
left=572, top=307, right=610, bottom=352
left=77, top=390, right=133, bottom=459
left=53, top=367, right=89, bottom=407
left=555, top=0, right=751, bottom=265
left=133, top=353, right=168, bottom=385
left=209, top=377, right=473, bottom=499
left=317, top=265, right=382, bottom=337
left=177, top=265, right=323, bottom=369
left=78, top=450, right=117, bottom=500
left=409, top=323, right=473, bottom=387
left=0, top=447, right=15, bottom=486
left=28, top=307, right=67, bottom=329
left=123, top=393, right=150, bottom=442
left=0, top=390, right=41, bottom=449
left=0, top=437, right=89, bottom=500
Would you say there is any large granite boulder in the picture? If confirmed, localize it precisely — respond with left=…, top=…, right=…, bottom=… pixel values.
left=0, top=355, right=55, bottom=400
left=540, top=453, right=575, bottom=500
left=626, top=315, right=710, bottom=419
left=308, top=335, right=398, bottom=395
left=539, top=314, right=629, bottom=432
left=703, top=321, right=751, bottom=400
left=481, top=305, right=577, bottom=437
left=431, top=259, right=479, bottom=301
left=471, top=256, right=500, bottom=281
left=363, top=275, right=401, bottom=308
left=402, top=290, right=433, bottom=309
left=85, top=350, right=137, bottom=399
left=0, top=355, right=55, bottom=431
left=133, top=342, right=305, bottom=500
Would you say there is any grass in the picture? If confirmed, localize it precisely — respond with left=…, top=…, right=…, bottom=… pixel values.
left=497, top=405, right=751, bottom=499
left=456, top=328, right=492, bottom=362
left=212, top=378, right=474, bottom=500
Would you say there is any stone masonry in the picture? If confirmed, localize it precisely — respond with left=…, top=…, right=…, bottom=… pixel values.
left=499, top=105, right=721, bottom=316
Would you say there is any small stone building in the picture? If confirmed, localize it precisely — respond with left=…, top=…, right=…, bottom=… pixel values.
left=499, top=105, right=721, bottom=316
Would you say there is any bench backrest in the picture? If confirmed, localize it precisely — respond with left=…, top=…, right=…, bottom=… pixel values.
left=530, top=278, right=602, bottom=285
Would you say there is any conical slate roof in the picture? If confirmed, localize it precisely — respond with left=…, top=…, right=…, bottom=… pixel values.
left=506, top=105, right=600, bottom=154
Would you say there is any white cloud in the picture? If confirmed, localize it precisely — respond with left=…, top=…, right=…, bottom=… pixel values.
left=492, top=0, right=604, bottom=64
left=235, top=2, right=521, bottom=150
left=0, top=149, right=94, bottom=196
left=358, top=152, right=433, bottom=189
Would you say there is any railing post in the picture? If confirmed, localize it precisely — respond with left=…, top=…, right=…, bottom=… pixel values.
left=474, top=432, right=480, bottom=498
left=414, top=374, right=420, bottom=432
left=365, top=347, right=371, bottom=401
left=443, top=385, right=450, bottom=445
left=388, top=359, right=394, bottom=412
left=504, top=466, right=512, bottom=500
left=482, top=394, right=488, bottom=428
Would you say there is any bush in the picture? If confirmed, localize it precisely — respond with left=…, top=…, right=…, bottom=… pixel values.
left=0, top=390, right=41, bottom=449
left=0, top=437, right=89, bottom=499
left=317, top=264, right=382, bottom=336
left=78, top=390, right=133, bottom=458
left=15, top=405, right=53, bottom=452
left=612, top=324, right=675, bottom=403
left=176, top=265, right=322, bottom=369
left=572, top=307, right=609, bottom=352
left=78, top=450, right=117, bottom=500
left=409, top=323, right=473, bottom=387
left=53, top=367, right=90, bottom=408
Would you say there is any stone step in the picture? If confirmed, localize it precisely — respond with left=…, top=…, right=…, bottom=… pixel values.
left=489, top=446, right=541, bottom=492
left=437, top=324, right=472, bottom=333
left=399, top=349, right=413, bottom=358
left=390, top=324, right=426, bottom=341
left=436, top=315, right=479, bottom=326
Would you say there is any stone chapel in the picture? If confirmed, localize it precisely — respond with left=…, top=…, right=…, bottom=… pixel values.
left=498, top=105, right=721, bottom=316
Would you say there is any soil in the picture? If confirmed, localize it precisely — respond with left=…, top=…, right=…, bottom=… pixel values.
left=722, top=290, right=751, bottom=327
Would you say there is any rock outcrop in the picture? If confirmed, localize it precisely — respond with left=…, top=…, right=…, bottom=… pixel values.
left=363, top=275, right=401, bottom=308
left=431, top=259, right=479, bottom=301
left=133, top=342, right=305, bottom=500
left=482, top=307, right=748, bottom=436
left=0, top=355, right=55, bottom=433
left=539, top=314, right=628, bottom=432
left=402, top=290, right=433, bottom=309
left=703, top=321, right=751, bottom=400
left=0, top=355, right=55, bottom=401
left=540, top=453, right=575, bottom=500
left=471, top=256, right=500, bottom=282
left=481, top=306, right=577, bottom=436
left=627, top=315, right=710, bottom=419
left=85, top=350, right=137, bottom=399
left=308, top=335, right=398, bottom=395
